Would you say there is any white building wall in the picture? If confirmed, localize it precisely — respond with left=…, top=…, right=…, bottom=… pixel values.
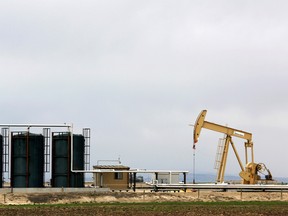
left=152, top=173, right=180, bottom=184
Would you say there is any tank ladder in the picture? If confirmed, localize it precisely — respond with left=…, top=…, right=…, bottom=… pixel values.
left=2, top=128, right=9, bottom=173
left=43, top=128, right=51, bottom=172
left=83, top=128, right=90, bottom=170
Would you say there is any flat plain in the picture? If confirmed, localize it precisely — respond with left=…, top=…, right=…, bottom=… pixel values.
left=1, top=191, right=288, bottom=215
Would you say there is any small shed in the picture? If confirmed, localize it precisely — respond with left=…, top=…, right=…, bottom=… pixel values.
left=152, top=172, right=180, bottom=184
left=93, top=165, right=130, bottom=190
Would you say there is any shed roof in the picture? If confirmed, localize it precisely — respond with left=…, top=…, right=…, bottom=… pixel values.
left=93, top=165, right=130, bottom=170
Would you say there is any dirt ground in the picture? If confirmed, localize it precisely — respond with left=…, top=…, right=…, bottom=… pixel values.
left=1, top=190, right=288, bottom=204
left=1, top=202, right=288, bottom=216
left=1, top=191, right=288, bottom=215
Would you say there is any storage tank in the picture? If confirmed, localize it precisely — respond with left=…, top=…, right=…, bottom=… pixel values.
left=0, top=134, right=3, bottom=188
left=11, top=132, right=44, bottom=188
left=51, top=133, right=84, bottom=187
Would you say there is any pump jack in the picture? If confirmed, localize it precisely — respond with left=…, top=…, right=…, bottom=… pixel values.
left=193, top=110, right=272, bottom=184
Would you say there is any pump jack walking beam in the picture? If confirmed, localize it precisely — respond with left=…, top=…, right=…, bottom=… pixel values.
left=194, top=110, right=253, bottom=144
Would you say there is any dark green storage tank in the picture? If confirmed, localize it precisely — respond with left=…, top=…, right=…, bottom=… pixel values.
left=0, top=135, right=3, bottom=188
left=52, top=133, right=84, bottom=187
left=11, top=133, right=44, bottom=188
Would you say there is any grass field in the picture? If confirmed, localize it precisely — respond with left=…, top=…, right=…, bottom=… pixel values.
left=1, top=201, right=288, bottom=215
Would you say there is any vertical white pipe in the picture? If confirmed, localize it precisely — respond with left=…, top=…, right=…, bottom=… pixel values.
left=8, top=128, right=11, bottom=182
left=70, top=124, right=74, bottom=172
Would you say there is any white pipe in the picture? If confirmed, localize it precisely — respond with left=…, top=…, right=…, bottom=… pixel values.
left=70, top=169, right=189, bottom=173
left=8, top=128, right=11, bottom=181
left=0, top=124, right=72, bottom=128
left=0, top=124, right=189, bottom=178
left=70, top=124, right=74, bottom=174
left=0, top=124, right=82, bottom=176
left=0, top=124, right=74, bottom=177
left=145, top=183, right=288, bottom=190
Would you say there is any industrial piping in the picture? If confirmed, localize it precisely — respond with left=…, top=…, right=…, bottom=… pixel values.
left=0, top=124, right=77, bottom=177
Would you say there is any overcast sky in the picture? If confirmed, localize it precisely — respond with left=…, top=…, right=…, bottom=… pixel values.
left=1, top=1, right=288, bottom=179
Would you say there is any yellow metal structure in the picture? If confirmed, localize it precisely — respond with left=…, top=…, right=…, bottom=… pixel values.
left=193, top=110, right=272, bottom=184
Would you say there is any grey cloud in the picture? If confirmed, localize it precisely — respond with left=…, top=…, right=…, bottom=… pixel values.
left=0, top=0, right=288, bottom=177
